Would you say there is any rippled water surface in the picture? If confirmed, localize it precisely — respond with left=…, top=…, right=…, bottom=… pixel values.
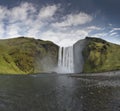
left=0, top=73, right=120, bottom=111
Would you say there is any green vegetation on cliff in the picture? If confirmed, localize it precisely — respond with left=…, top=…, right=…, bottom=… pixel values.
left=83, top=37, right=120, bottom=73
left=0, top=37, right=58, bottom=74
left=1, top=36, right=120, bottom=74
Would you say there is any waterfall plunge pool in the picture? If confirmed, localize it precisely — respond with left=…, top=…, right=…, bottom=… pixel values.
left=0, top=72, right=120, bottom=111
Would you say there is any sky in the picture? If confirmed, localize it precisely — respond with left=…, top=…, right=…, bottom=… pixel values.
left=0, top=0, right=120, bottom=46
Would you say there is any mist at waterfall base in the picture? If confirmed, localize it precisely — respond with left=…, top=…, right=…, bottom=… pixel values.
left=35, top=45, right=75, bottom=74
left=57, top=46, right=74, bottom=74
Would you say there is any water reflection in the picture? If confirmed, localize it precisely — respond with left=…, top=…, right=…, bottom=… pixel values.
left=0, top=74, right=119, bottom=111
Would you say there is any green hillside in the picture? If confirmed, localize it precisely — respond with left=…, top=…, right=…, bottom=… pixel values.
left=0, top=37, right=58, bottom=74
left=83, top=37, right=120, bottom=73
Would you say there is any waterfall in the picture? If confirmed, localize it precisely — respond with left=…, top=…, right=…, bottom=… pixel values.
left=58, top=46, right=74, bottom=73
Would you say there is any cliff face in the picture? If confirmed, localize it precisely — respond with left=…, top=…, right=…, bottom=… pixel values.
left=1, top=37, right=120, bottom=74
left=73, top=39, right=87, bottom=73
left=81, top=37, right=120, bottom=73
left=0, top=37, right=58, bottom=74
left=74, top=37, right=120, bottom=73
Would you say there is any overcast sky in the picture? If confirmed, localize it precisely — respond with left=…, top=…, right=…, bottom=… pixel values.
left=0, top=0, right=120, bottom=46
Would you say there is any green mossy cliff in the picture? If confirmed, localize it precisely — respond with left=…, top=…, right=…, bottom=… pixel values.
left=83, top=37, right=120, bottom=73
left=0, top=36, right=120, bottom=74
left=0, top=37, right=58, bottom=74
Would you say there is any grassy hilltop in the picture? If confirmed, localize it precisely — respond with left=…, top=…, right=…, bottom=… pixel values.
left=83, top=37, right=120, bottom=73
left=0, top=37, right=58, bottom=74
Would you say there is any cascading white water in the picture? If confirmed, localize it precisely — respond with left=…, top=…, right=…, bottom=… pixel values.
left=58, top=46, right=74, bottom=73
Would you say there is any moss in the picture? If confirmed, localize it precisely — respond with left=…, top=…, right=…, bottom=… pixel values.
left=0, top=37, right=58, bottom=74
left=83, top=37, right=120, bottom=73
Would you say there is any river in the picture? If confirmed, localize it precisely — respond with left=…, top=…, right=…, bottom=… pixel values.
left=0, top=73, right=120, bottom=111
